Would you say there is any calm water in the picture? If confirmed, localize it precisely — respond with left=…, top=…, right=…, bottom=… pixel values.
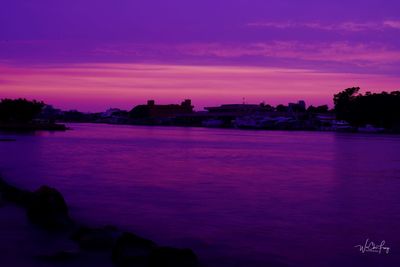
left=1, top=123, right=400, bottom=267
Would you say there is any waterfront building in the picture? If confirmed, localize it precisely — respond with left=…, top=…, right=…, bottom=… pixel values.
left=130, top=99, right=194, bottom=119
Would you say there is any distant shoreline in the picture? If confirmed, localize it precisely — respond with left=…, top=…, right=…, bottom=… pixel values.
left=60, top=121, right=398, bottom=135
left=0, top=120, right=397, bottom=135
left=0, top=122, right=68, bottom=132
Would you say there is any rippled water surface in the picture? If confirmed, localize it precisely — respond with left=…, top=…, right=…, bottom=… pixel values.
left=1, top=123, right=400, bottom=267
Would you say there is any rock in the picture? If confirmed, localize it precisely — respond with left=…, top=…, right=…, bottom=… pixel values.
left=35, top=250, right=80, bottom=263
left=148, top=247, right=198, bottom=267
left=112, top=232, right=157, bottom=266
left=26, top=185, right=72, bottom=229
left=0, top=177, right=200, bottom=266
left=0, top=177, right=32, bottom=206
left=71, top=225, right=119, bottom=250
left=0, top=179, right=71, bottom=229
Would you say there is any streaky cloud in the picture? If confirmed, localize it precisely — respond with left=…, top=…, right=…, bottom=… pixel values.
left=247, top=20, right=400, bottom=31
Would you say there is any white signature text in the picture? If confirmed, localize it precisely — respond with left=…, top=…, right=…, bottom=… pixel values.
left=354, top=239, right=390, bottom=254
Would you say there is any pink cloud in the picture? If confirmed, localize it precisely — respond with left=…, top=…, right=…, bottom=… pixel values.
left=87, top=41, right=400, bottom=69
left=383, top=20, right=400, bottom=29
left=177, top=42, right=400, bottom=66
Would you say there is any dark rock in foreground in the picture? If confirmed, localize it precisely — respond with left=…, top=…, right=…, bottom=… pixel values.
left=0, top=177, right=200, bottom=267
left=0, top=177, right=32, bottom=206
left=112, top=233, right=198, bottom=267
left=0, top=178, right=71, bottom=229
left=35, top=250, right=81, bottom=263
left=72, top=225, right=119, bottom=250
left=112, top=232, right=157, bottom=266
left=26, top=185, right=72, bottom=229
left=0, top=192, right=4, bottom=207
left=149, top=247, right=198, bottom=267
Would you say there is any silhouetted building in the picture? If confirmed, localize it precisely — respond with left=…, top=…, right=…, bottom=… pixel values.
left=199, top=103, right=276, bottom=128
left=288, top=100, right=306, bottom=113
left=204, top=103, right=274, bottom=116
left=130, top=99, right=194, bottom=119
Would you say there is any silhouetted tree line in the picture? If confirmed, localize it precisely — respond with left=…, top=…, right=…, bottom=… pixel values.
left=334, top=87, right=400, bottom=129
left=0, top=98, right=44, bottom=123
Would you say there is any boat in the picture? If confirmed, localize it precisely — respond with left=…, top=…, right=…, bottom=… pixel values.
left=202, top=119, right=224, bottom=128
left=332, top=120, right=355, bottom=132
left=358, top=124, right=385, bottom=133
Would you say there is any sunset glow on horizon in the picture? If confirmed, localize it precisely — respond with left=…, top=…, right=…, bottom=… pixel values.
left=1, top=62, right=400, bottom=111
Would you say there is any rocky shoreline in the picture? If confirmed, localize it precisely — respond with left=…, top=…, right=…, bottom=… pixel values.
left=0, top=177, right=199, bottom=267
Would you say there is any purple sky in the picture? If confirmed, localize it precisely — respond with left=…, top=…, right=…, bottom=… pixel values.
left=1, top=0, right=400, bottom=111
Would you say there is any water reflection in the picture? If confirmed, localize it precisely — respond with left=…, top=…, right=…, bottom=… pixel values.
left=1, top=124, right=400, bottom=266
